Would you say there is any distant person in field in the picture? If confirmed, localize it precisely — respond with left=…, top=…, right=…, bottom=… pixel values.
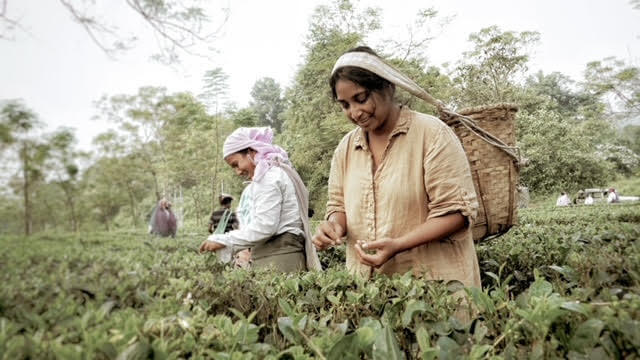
left=607, top=188, right=620, bottom=203
left=199, top=127, right=321, bottom=272
left=149, top=198, right=177, bottom=238
left=584, top=194, right=594, bottom=205
left=556, top=192, right=571, bottom=207
left=313, top=46, right=481, bottom=294
left=208, top=194, right=239, bottom=234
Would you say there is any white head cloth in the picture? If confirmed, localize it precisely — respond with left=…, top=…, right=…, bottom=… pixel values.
left=331, top=51, right=445, bottom=111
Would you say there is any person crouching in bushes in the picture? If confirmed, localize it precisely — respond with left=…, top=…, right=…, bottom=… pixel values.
left=208, top=193, right=239, bottom=234
left=199, top=127, right=321, bottom=272
left=208, top=193, right=250, bottom=268
left=312, top=46, right=481, bottom=320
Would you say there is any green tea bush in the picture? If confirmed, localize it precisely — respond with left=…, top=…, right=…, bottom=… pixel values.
left=1, top=203, right=638, bottom=359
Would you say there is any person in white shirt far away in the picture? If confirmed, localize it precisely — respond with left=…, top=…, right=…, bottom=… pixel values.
left=556, top=192, right=571, bottom=207
left=584, top=193, right=594, bottom=205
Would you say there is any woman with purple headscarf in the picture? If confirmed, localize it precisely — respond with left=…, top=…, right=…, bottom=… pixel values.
left=199, top=127, right=321, bottom=272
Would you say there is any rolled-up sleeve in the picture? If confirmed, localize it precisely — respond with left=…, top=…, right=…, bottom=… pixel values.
left=423, top=125, right=478, bottom=224
left=325, top=144, right=346, bottom=220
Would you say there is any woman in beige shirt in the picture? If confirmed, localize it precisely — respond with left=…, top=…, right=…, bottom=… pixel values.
left=312, top=46, right=481, bottom=288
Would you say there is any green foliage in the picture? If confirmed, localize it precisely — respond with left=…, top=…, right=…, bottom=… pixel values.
left=518, top=108, right=615, bottom=192
left=1, top=203, right=639, bottom=358
left=584, top=57, right=640, bottom=121
left=521, top=71, right=602, bottom=118
left=199, top=67, right=229, bottom=114
left=250, top=77, right=286, bottom=133
left=228, top=107, right=259, bottom=128
left=621, top=124, right=640, bottom=155
left=453, top=26, right=540, bottom=107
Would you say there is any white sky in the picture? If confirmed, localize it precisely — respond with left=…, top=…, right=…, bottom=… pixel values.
left=0, top=0, right=638, bottom=151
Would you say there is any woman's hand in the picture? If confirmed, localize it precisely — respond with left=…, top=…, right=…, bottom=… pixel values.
left=354, top=238, right=399, bottom=267
left=312, top=220, right=345, bottom=251
left=199, top=240, right=225, bottom=253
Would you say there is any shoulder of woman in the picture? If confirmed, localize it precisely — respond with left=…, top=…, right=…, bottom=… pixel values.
left=254, top=165, right=288, bottom=186
left=407, top=109, right=446, bottom=129
left=405, top=109, right=451, bottom=137
left=333, top=127, right=360, bottom=155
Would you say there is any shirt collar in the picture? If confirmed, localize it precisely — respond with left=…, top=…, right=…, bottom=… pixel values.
left=353, top=106, right=411, bottom=151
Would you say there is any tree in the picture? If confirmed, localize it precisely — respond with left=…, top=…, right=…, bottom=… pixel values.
left=161, top=92, right=234, bottom=226
left=199, top=67, right=229, bottom=115
left=621, top=124, right=640, bottom=155
left=94, top=86, right=172, bottom=202
left=0, top=100, right=48, bottom=235
left=1, top=0, right=228, bottom=64
left=228, top=107, right=259, bottom=128
left=250, top=77, right=285, bottom=133
left=47, top=128, right=85, bottom=232
left=82, top=157, right=128, bottom=231
left=384, top=7, right=451, bottom=64
left=583, top=57, right=640, bottom=122
left=453, top=26, right=540, bottom=107
left=198, top=69, right=233, bottom=210
left=518, top=108, right=614, bottom=192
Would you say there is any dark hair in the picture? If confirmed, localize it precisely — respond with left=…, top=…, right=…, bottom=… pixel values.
left=330, top=46, right=394, bottom=100
left=220, top=197, right=233, bottom=206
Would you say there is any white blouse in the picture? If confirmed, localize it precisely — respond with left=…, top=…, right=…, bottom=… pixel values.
left=207, top=165, right=304, bottom=263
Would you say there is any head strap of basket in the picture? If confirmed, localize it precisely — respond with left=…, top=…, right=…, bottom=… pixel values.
left=332, top=51, right=522, bottom=165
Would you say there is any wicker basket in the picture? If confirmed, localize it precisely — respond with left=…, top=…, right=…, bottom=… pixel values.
left=441, top=103, right=519, bottom=242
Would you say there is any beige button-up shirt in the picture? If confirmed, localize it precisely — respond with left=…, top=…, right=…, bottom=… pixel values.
left=326, top=107, right=481, bottom=288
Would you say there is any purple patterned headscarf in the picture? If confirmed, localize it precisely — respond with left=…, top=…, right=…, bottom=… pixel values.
left=222, top=127, right=291, bottom=181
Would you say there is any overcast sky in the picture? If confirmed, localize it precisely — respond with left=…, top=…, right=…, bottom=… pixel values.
left=1, top=0, right=638, bottom=151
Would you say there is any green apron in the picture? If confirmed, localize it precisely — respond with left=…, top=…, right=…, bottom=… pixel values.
left=251, top=232, right=306, bottom=272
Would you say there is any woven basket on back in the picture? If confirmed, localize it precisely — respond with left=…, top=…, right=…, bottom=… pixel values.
left=441, top=103, right=520, bottom=242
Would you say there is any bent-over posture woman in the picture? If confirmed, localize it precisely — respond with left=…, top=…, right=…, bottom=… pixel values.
left=200, top=127, right=321, bottom=272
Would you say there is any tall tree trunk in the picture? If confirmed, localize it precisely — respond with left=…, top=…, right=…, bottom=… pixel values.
left=126, top=183, right=138, bottom=227
left=62, top=184, right=78, bottom=232
left=193, top=191, right=202, bottom=228
left=70, top=200, right=77, bottom=232
left=21, top=142, right=32, bottom=236
left=151, top=169, right=161, bottom=202
left=42, top=197, right=58, bottom=231
left=211, top=115, right=220, bottom=209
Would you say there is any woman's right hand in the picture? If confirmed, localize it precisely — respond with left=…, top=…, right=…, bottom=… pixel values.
left=312, top=220, right=345, bottom=251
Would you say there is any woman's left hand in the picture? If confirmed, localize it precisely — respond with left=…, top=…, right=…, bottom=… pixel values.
left=354, top=238, right=399, bottom=267
left=199, top=240, right=225, bottom=253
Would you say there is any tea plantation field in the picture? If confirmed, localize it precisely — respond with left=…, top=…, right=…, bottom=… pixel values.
left=1, top=203, right=639, bottom=359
